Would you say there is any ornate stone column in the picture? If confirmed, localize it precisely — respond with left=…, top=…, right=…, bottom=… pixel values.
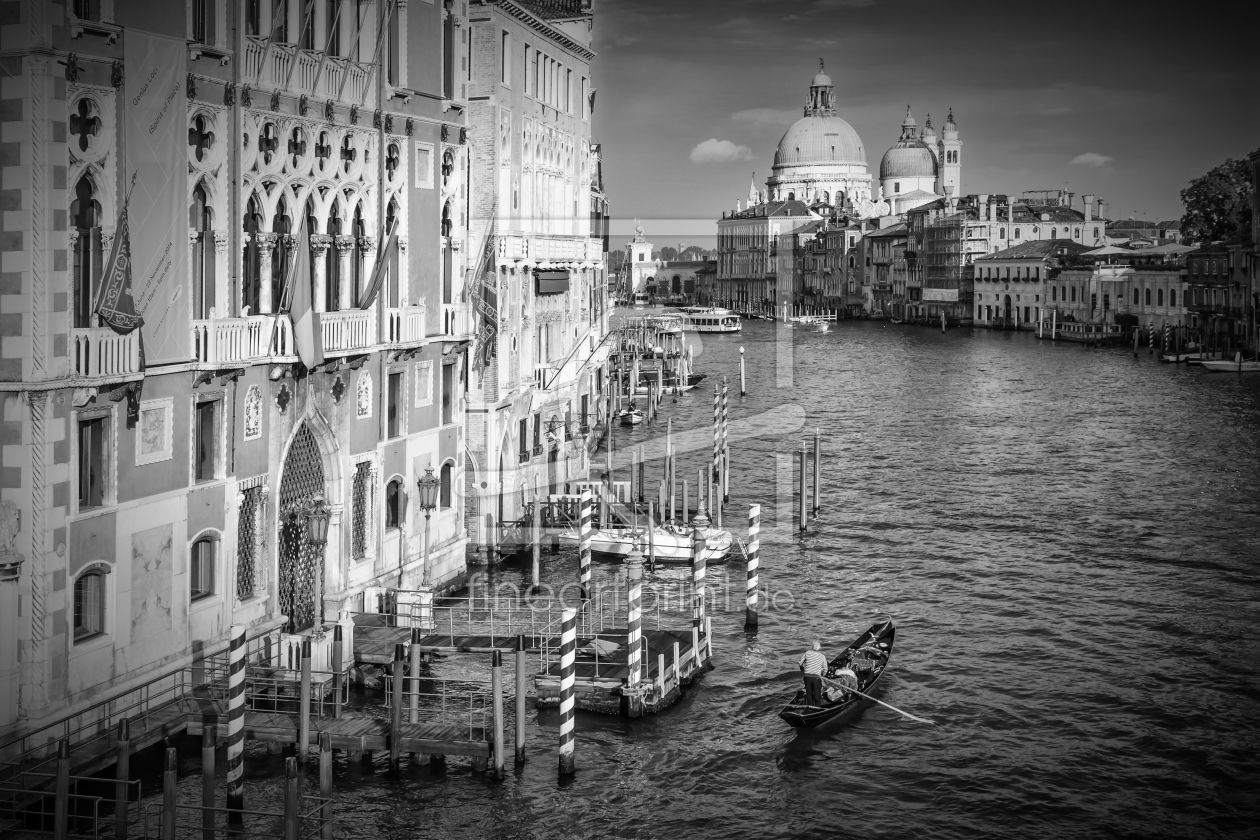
left=335, top=235, right=355, bottom=310
left=257, top=234, right=278, bottom=314
left=22, top=392, right=48, bottom=716
left=214, top=230, right=230, bottom=315
left=310, top=234, right=333, bottom=312
left=396, top=236, right=409, bottom=307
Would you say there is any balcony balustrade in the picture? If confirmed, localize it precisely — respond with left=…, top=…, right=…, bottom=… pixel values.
left=70, top=327, right=141, bottom=378
left=242, top=37, right=374, bottom=106
left=385, top=304, right=426, bottom=344
left=321, top=308, right=374, bottom=355
left=190, top=315, right=275, bottom=366
left=441, top=302, right=475, bottom=338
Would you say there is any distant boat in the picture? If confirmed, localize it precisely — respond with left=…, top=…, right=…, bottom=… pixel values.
left=795, top=316, right=830, bottom=332
left=618, top=408, right=645, bottom=426
left=1201, top=354, right=1260, bottom=373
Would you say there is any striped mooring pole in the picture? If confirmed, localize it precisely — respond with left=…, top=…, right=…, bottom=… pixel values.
left=226, top=624, right=246, bottom=823
left=627, top=548, right=643, bottom=698
left=691, top=512, right=709, bottom=631
left=712, top=385, right=720, bottom=485
left=745, top=504, right=760, bottom=628
left=1164, top=323, right=1171, bottom=352
left=579, top=489, right=592, bottom=601
left=721, top=376, right=729, bottom=502
left=1148, top=321, right=1155, bottom=354
left=558, top=607, right=577, bottom=777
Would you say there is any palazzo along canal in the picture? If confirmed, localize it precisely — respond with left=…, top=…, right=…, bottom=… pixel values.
left=145, top=320, right=1260, bottom=840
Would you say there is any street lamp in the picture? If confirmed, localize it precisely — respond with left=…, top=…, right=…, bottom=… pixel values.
left=416, top=468, right=440, bottom=585
left=304, top=496, right=331, bottom=548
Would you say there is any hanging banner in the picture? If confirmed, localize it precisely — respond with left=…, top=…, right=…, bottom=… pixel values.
left=123, top=32, right=189, bottom=365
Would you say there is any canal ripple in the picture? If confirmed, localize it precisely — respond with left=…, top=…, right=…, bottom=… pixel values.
left=140, top=321, right=1260, bottom=839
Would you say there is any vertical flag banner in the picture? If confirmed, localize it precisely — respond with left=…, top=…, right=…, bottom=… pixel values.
left=356, top=220, right=398, bottom=309
left=123, top=32, right=189, bottom=364
left=93, top=189, right=142, bottom=335
left=286, top=221, right=323, bottom=369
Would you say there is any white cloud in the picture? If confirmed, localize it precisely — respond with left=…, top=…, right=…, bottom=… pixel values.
left=1071, top=152, right=1113, bottom=167
left=689, top=139, right=754, bottom=164
left=732, top=107, right=799, bottom=127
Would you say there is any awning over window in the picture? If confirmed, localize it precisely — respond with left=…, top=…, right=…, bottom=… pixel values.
left=535, top=270, right=570, bottom=295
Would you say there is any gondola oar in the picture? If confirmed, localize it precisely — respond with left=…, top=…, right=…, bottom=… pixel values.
left=821, top=676, right=935, bottom=725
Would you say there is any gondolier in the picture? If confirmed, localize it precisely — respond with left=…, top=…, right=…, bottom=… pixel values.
left=799, top=641, right=828, bottom=707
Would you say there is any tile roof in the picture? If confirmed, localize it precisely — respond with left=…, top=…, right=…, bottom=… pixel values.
left=864, top=222, right=909, bottom=238
left=975, top=239, right=1093, bottom=261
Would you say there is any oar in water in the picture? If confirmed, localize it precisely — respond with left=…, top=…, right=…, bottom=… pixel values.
left=822, top=676, right=935, bottom=725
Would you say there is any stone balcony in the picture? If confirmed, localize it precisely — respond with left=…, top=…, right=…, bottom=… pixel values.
left=497, top=234, right=605, bottom=266
left=321, top=308, right=375, bottom=356
left=242, top=37, right=376, bottom=107
left=384, top=304, right=426, bottom=345
left=190, top=314, right=276, bottom=367
left=69, top=327, right=141, bottom=378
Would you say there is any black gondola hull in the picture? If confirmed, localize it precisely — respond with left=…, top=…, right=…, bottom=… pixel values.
left=778, top=618, right=897, bottom=729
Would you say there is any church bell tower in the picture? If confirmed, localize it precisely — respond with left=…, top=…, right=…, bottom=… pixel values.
left=938, top=108, right=961, bottom=198
left=805, top=59, right=837, bottom=117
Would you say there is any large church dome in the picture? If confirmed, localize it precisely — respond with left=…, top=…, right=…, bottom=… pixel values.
left=774, top=116, right=866, bottom=167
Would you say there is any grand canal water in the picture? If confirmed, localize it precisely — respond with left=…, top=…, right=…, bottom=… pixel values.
left=143, top=320, right=1260, bottom=839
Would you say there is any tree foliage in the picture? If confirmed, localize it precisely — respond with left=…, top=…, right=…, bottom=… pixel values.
left=1179, top=151, right=1255, bottom=244
left=655, top=246, right=679, bottom=261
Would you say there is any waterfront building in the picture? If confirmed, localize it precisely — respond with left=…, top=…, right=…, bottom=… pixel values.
left=625, top=224, right=708, bottom=300
left=0, top=0, right=479, bottom=736
left=1053, top=263, right=1186, bottom=330
left=716, top=200, right=819, bottom=311
left=864, top=224, right=909, bottom=317
left=973, top=241, right=1091, bottom=328
left=1183, top=243, right=1251, bottom=348
left=463, top=0, right=609, bottom=557
left=1108, top=218, right=1184, bottom=245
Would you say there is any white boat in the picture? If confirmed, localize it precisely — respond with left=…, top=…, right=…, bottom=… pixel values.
left=795, top=316, right=830, bottom=332
left=618, top=409, right=645, bottom=426
left=674, top=306, right=742, bottom=333
left=1201, top=356, right=1260, bottom=373
left=560, top=524, right=733, bottom=563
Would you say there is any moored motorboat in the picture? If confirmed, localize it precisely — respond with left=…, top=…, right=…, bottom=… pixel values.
left=1201, top=356, right=1260, bottom=373
left=559, top=523, right=732, bottom=563
left=618, top=409, right=645, bottom=426
left=778, top=617, right=896, bottom=728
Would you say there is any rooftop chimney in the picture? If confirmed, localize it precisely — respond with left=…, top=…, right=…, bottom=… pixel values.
left=1083, top=194, right=1094, bottom=223
left=978, top=194, right=990, bottom=221
left=1096, top=197, right=1105, bottom=222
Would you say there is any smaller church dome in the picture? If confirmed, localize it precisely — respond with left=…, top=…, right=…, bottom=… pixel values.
left=812, top=58, right=831, bottom=88
left=880, top=143, right=937, bottom=179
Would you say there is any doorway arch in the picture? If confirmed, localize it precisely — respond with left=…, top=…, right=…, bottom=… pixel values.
left=1003, top=294, right=1012, bottom=322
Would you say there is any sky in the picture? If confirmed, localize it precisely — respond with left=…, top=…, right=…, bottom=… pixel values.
left=587, top=0, right=1260, bottom=251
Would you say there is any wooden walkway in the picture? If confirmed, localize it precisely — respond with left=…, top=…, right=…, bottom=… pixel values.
left=183, top=701, right=489, bottom=759
left=354, top=622, right=549, bottom=663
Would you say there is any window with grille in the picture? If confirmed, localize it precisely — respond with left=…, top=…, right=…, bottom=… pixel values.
left=74, top=569, right=106, bottom=641
left=352, top=461, right=374, bottom=559
left=236, top=486, right=261, bottom=600
left=191, top=539, right=216, bottom=601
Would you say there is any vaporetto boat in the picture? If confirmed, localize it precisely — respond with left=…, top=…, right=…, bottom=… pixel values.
left=673, top=306, right=742, bottom=333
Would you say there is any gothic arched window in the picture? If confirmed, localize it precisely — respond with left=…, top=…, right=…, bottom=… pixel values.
left=71, top=175, right=103, bottom=329
left=243, top=194, right=264, bottom=313
left=190, top=181, right=215, bottom=319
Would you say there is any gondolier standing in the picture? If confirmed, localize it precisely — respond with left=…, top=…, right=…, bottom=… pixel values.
left=799, top=641, right=828, bottom=707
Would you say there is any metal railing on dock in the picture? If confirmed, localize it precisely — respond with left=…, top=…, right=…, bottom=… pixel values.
left=145, top=797, right=333, bottom=840
left=382, top=677, right=507, bottom=743
left=0, top=776, right=144, bottom=839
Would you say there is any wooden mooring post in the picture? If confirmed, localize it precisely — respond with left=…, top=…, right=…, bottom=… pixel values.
left=54, top=739, right=70, bottom=840
left=515, top=635, right=528, bottom=764
left=319, top=733, right=334, bottom=840
left=162, top=747, right=177, bottom=840
left=389, top=642, right=405, bottom=771
left=812, top=428, right=821, bottom=516
left=115, top=720, right=130, bottom=840
left=798, top=442, right=808, bottom=532
left=283, top=757, right=299, bottom=840
left=531, top=486, right=541, bottom=593
left=298, top=638, right=312, bottom=762
left=491, top=650, right=506, bottom=780
left=332, top=624, right=344, bottom=719
left=739, top=346, right=746, bottom=396
left=202, top=726, right=216, bottom=840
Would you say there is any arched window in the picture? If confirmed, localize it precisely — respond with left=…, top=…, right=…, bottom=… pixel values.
left=1093, top=226, right=1099, bottom=239
left=1073, top=228, right=1080, bottom=239
left=787, top=192, right=795, bottom=201
left=1158, top=288, right=1164, bottom=306
left=440, top=462, right=453, bottom=508
left=272, top=199, right=292, bottom=301
left=1169, top=289, right=1176, bottom=307
left=243, top=194, right=264, bottom=313
left=1051, top=228, right=1057, bottom=239
left=71, top=175, right=103, bottom=329
left=385, top=478, right=403, bottom=528
left=190, top=182, right=215, bottom=319
left=1070, top=286, right=1076, bottom=302
left=326, top=210, right=343, bottom=312
left=1133, top=288, right=1139, bottom=305
left=1052, top=285, right=1057, bottom=301
left=386, top=198, right=402, bottom=307
left=74, top=567, right=107, bottom=641
left=1014, top=228, right=1021, bottom=240
left=999, top=227, right=1006, bottom=239
left=190, top=537, right=216, bottom=601
left=356, top=203, right=370, bottom=306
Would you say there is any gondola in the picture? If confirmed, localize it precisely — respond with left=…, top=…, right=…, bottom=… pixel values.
left=778, top=617, right=896, bottom=728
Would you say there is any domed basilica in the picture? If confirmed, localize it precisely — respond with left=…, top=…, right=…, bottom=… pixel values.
left=751, top=62, right=961, bottom=220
